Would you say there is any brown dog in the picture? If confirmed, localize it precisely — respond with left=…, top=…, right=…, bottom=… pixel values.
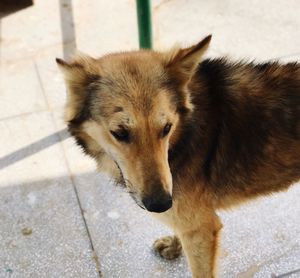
left=56, top=35, right=300, bottom=277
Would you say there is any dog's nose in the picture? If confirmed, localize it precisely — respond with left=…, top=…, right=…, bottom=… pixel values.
left=142, top=193, right=172, bottom=213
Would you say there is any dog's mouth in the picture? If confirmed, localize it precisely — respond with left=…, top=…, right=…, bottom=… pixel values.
left=116, top=169, right=146, bottom=210
left=129, top=192, right=146, bottom=210
left=115, top=162, right=172, bottom=213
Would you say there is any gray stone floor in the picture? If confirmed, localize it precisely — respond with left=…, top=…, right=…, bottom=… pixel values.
left=0, top=1, right=300, bottom=277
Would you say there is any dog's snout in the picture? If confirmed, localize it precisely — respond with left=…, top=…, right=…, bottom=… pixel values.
left=142, top=192, right=172, bottom=213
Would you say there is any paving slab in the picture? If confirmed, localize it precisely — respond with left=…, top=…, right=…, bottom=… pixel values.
left=0, top=59, right=47, bottom=120
left=153, top=0, right=300, bottom=61
left=72, top=0, right=138, bottom=56
left=0, top=0, right=62, bottom=63
left=34, top=47, right=67, bottom=110
left=0, top=111, right=99, bottom=277
left=219, top=183, right=300, bottom=278
left=0, top=177, right=99, bottom=278
left=0, top=112, right=66, bottom=184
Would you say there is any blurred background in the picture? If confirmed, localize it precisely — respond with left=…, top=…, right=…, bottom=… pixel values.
left=0, top=0, right=300, bottom=277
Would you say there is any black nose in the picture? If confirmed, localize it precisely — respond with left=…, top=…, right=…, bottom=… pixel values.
left=142, top=194, right=172, bottom=213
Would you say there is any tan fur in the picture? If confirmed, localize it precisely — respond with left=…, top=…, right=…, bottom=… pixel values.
left=81, top=90, right=179, bottom=198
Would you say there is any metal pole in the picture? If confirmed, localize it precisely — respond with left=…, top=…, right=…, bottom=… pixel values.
left=136, top=0, right=152, bottom=49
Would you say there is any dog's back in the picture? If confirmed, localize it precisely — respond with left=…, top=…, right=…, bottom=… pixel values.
left=174, top=58, right=300, bottom=207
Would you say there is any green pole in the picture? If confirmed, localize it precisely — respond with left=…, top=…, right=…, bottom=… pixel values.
left=136, top=0, right=152, bottom=49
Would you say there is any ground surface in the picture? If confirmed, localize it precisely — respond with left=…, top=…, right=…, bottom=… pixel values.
left=0, top=0, right=300, bottom=277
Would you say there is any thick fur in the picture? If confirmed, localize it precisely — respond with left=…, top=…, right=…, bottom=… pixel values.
left=57, top=36, right=300, bottom=278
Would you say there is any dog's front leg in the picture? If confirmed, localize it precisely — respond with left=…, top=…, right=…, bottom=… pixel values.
left=175, top=210, right=222, bottom=278
left=151, top=199, right=222, bottom=277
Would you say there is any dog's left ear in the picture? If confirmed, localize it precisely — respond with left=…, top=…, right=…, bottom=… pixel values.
left=165, top=35, right=211, bottom=80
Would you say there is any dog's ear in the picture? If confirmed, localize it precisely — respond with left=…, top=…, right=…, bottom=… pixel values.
left=56, top=53, right=100, bottom=122
left=165, top=35, right=211, bottom=80
left=56, top=53, right=99, bottom=88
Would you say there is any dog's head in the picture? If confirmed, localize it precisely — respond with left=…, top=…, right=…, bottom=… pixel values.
left=57, top=35, right=211, bottom=213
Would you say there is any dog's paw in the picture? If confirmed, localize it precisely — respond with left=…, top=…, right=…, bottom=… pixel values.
left=153, top=236, right=182, bottom=260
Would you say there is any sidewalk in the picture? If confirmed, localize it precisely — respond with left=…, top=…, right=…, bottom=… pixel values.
left=0, top=1, right=299, bottom=277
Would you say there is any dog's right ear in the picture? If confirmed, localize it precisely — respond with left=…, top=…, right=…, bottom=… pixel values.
left=56, top=54, right=99, bottom=88
left=56, top=54, right=100, bottom=122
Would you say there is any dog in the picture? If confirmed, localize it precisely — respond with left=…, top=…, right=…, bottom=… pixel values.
left=56, top=35, right=300, bottom=278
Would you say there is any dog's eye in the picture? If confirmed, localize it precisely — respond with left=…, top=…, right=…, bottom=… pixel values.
left=110, top=129, right=130, bottom=143
left=162, top=123, right=172, bottom=137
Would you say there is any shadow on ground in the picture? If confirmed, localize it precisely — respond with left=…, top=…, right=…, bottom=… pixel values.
left=0, top=171, right=189, bottom=278
left=0, top=0, right=33, bottom=18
